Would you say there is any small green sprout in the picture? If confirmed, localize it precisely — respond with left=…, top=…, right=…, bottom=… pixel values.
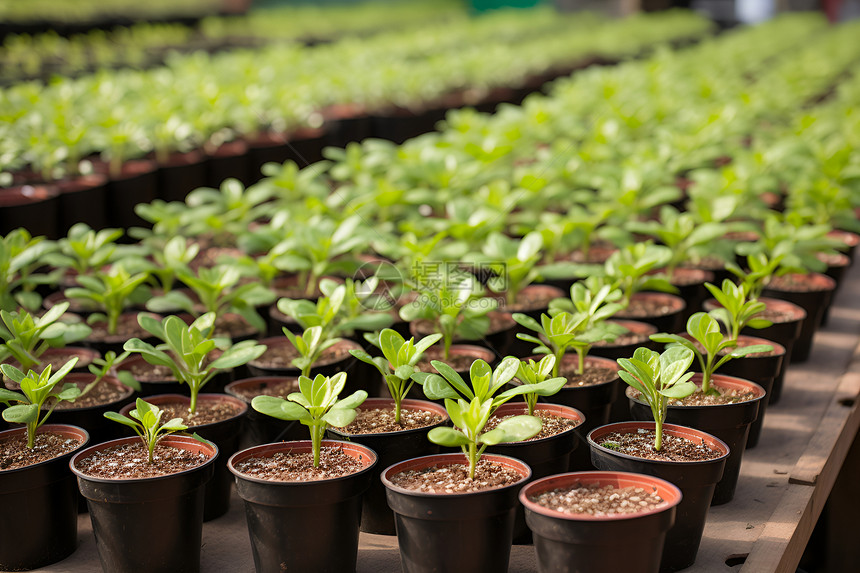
left=104, top=398, right=193, bottom=464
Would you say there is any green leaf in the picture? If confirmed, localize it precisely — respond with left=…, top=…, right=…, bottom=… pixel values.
left=3, top=403, right=38, bottom=424
left=481, top=415, right=542, bottom=445
left=251, top=395, right=311, bottom=422
left=210, top=342, right=266, bottom=370
left=427, top=426, right=471, bottom=447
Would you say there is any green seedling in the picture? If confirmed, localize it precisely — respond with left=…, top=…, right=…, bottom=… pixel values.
left=65, top=264, right=150, bottom=335
left=704, top=279, right=772, bottom=341
left=78, top=350, right=140, bottom=398
left=252, top=372, right=367, bottom=467
left=283, top=325, right=342, bottom=379
left=650, top=312, right=773, bottom=395
left=464, top=231, right=543, bottom=307
left=0, top=302, right=91, bottom=371
left=412, top=357, right=562, bottom=479
left=515, top=355, right=567, bottom=416
left=123, top=313, right=266, bottom=413
left=350, top=329, right=442, bottom=423
left=0, top=228, right=59, bottom=312
left=0, top=358, right=80, bottom=448
left=104, top=398, right=197, bottom=464
left=616, top=347, right=697, bottom=451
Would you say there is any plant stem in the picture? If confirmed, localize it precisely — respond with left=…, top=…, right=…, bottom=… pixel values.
left=26, top=423, right=35, bottom=449
left=468, top=441, right=477, bottom=480
left=577, top=348, right=585, bottom=376
left=654, top=417, right=663, bottom=452
left=553, top=348, right=564, bottom=378
left=394, top=397, right=401, bottom=424
left=311, top=423, right=323, bottom=468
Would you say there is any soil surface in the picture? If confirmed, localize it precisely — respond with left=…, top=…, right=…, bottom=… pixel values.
left=74, top=441, right=210, bottom=478
left=231, top=378, right=300, bottom=402
left=414, top=347, right=489, bottom=373
left=52, top=379, right=131, bottom=409
left=123, top=360, right=175, bottom=382
left=86, top=314, right=150, bottom=342
left=232, top=446, right=363, bottom=481
left=560, top=364, right=617, bottom=388
left=340, top=407, right=443, bottom=434
left=389, top=459, right=524, bottom=493
left=251, top=341, right=352, bottom=369
left=0, top=432, right=84, bottom=471
left=592, top=329, right=650, bottom=347
left=767, top=274, right=832, bottom=292
left=616, top=297, right=679, bottom=319
left=630, top=385, right=758, bottom=406
left=483, top=409, right=580, bottom=441
left=494, top=288, right=560, bottom=312
left=529, top=483, right=665, bottom=516
left=756, top=307, right=801, bottom=324
left=596, top=429, right=723, bottom=462
left=155, top=400, right=243, bottom=427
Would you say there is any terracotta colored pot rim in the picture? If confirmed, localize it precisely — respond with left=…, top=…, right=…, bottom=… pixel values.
left=0, top=424, right=90, bottom=472
left=249, top=337, right=360, bottom=368
left=765, top=272, right=836, bottom=292
left=381, top=453, right=532, bottom=498
left=328, top=397, right=450, bottom=438
left=225, top=376, right=299, bottom=402
left=587, top=421, right=730, bottom=463
left=705, top=297, right=807, bottom=323
left=489, top=402, right=585, bottom=442
left=677, top=333, right=786, bottom=358
left=626, top=373, right=766, bottom=409
left=51, top=373, right=135, bottom=412
left=520, top=471, right=682, bottom=522
left=70, top=434, right=218, bottom=483
left=228, top=440, right=377, bottom=484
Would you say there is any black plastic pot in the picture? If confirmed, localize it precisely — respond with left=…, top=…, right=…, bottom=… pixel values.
left=382, top=453, right=532, bottom=573
left=627, top=373, right=764, bottom=505
left=714, top=336, right=784, bottom=449
left=157, top=150, right=208, bottom=202
left=47, top=373, right=136, bottom=446
left=532, top=354, right=620, bottom=470
left=55, top=173, right=108, bottom=234
left=614, top=292, right=687, bottom=334
left=588, top=421, right=728, bottom=573
left=119, top=393, right=246, bottom=521
left=0, top=424, right=89, bottom=571
left=484, top=402, right=585, bottom=543
left=411, top=344, right=497, bottom=402
left=327, top=397, right=449, bottom=535
left=229, top=440, right=377, bottom=573
left=206, top=140, right=251, bottom=187
left=0, top=184, right=60, bottom=239
left=71, top=435, right=217, bottom=573
left=246, top=336, right=361, bottom=379
left=224, top=376, right=304, bottom=450
left=520, top=471, right=681, bottom=573
left=409, top=312, right=516, bottom=358
left=101, top=159, right=159, bottom=229
left=496, top=284, right=565, bottom=356
left=762, top=272, right=836, bottom=363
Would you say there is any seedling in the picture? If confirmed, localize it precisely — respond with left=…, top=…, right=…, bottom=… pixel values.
left=464, top=231, right=543, bottom=307
left=65, top=264, right=150, bottom=335
left=650, top=312, right=773, bottom=395
left=412, top=357, right=561, bottom=479
left=704, top=279, right=771, bottom=341
left=104, top=398, right=195, bottom=464
left=252, top=372, right=367, bottom=467
left=616, top=347, right=697, bottom=451
left=283, top=325, right=342, bottom=378
left=0, top=358, right=80, bottom=448
left=350, top=329, right=442, bottom=423
left=0, top=228, right=58, bottom=312
left=123, top=313, right=266, bottom=413
left=80, top=350, right=141, bottom=395
left=0, top=302, right=91, bottom=371
left=515, top=355, right=567, bottom=416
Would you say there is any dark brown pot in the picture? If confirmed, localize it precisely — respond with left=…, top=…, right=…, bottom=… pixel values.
left=225, top=376, right=304, bottom=449
left=762, top=272, right=836, bottom=363
left=55, top=173, right=108, bottom=233
left=99, top=159, right=159, bottom=229
left=157, top=149, right=208, bottom=202
left=206, top=140, right=251, bottom=187
left=0, top=184, right=60, bottom=239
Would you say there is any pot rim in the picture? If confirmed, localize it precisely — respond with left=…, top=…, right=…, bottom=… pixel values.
left=0, top=424, right=90, bottom=473
left=487, top=401, right=585, bottom=443
left=587, top=421, right=730, bottom=464
left=224, top=375, right=299, bottom=403
left=519, top=470, right=683, bottom=522
left=625, top=373, right=766, bottom=410
left=118, top=393, right=248, bottom=430
left=70, top=434, right=218, bottom=484
left=48, top=373, right=135, bottom=413
left=704, top=297, right=807, bottom=322
left=381, top=452, right=532, bottom=498
left=249, top=336, right=361, bottom=368
left=227, top=439, right=378, bottom=485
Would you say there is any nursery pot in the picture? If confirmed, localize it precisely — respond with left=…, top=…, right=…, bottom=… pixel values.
left=588, top=421, right=729, bottom=572
left=410, top=344, right=497, bottom=398
left=615, top=291, right=686, bottom=334
left=119, top=393, right=247, bottom=521
left=229, top=440, right=377, bottom=573
left=327, top=397, right=449, bottom=535
left=0, top=184, right=60, bottom=239
left=484, top=402, right=585, bottom=543
left=382, top=453, right=532, bottom=573
left=157, top=149, right=208, bottom=202
left=627, top=373, right=765, bottom=505
left=520, top=471, right=682, bottom=573
left=47, top=373, right=136, bottom=446
left=530, top=354, right=620, bottom=470
left=762, top=272, right=836, bottom=363
left=0, top=424, right=89, bottom=571
left=71, top=435, right=217, bottom=573
left=246, top=336, right=360, bottom=379
left=225, top=376, right=305, bottom=449
left=56, top=173, right=108, bottom=234
left=206, top=140, right=251, bottom=187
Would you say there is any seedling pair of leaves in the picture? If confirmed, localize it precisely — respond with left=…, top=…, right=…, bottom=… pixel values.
left=0, top=302, right=91, bottom=371
left=105, top=398, right=205, bottom=464
left=252, top=372, right=367, bottom=467
left=413, top=357, right=565, bottom=479
left=0, top=358, right=80, bottom=449
left=350, top=328, right=442, bottom=423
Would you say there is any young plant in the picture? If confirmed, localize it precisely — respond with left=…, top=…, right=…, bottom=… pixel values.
left=65, top=264, right=150, bottom=335
left=464, top=231, right=543, bottom=307
left=0, top=228, right=59, bottom=312
left=0, top=302, right=91, bottom=371
left=704, top=279, right=772, bottom=341
left=350, top=329, right=442, bottom=423
left=138, top=236, right=199, bottom=294
left=651, top=313, right=772, bottom=395
left=251, top=372, right=367, bottom=467
left=412, top=357, right=561, bottom=479
left=515, top=355, right=567, bottom=416
left=283, top=325, right=341, bottom=378
left=104, top=398, right=193, bottom=464
left=147, top=264, right=274, bottom=334
left=399, top=268, right=497, bottom=360
left=616, top=347, right=697, bottom=451
left=79, top=350, right=141, bottom=396
left=43, top=223, right=137, bottom=277
left=123, top=313, right=266, bottom=413
left=0, top=358, right=80, bottom=449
